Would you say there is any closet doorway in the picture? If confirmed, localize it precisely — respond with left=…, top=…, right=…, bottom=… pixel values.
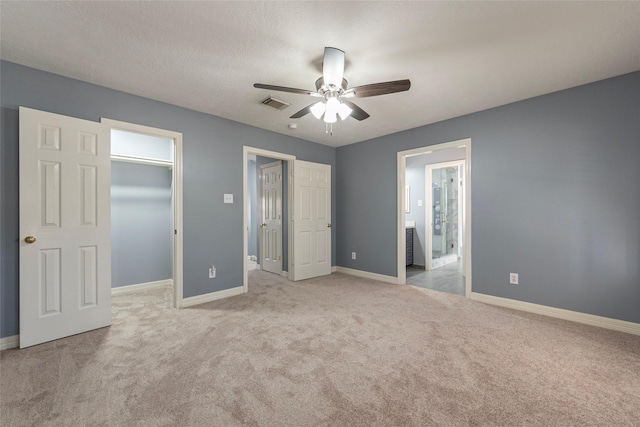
left=103, top=119, right=183, bottom=308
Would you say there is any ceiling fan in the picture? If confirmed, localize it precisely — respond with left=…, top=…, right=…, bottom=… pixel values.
left=254, top=47, right=411, bottom=126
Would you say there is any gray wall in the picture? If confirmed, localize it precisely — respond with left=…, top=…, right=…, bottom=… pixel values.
left=337, top=71, right=640, bottom=324
left=405, top=148, right=466, bottom=267
left=111, top=161, right=173, bottom=288
left=0, top=60, right=336, bottom=338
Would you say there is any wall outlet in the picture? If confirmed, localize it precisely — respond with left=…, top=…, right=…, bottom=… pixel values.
left=352, top=252, right=356, bottom=260
left=209, top=266, right=216, bottom=278
left=223, top=194, right=233, bottom=204
left=509, top=273, right=519, bottom=285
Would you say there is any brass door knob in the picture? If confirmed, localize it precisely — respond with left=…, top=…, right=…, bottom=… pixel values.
left=327, top=223, right=332, bottom=228
left=261, top=223, right=266, bottom=227
left=25, top=236, right=37, bottom=244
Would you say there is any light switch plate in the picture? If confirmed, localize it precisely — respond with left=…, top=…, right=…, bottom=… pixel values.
left=509, top=273, right=519, bottom=285
left=418, top=200, right=423, bottom=207
left=224, top=194, right=233, bottom=204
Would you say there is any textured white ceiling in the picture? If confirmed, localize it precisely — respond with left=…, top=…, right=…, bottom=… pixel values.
left=2, top=1, right=639, bottom=147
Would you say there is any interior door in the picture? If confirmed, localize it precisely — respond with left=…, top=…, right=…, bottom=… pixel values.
left=260, top=161, right=282, bottom=275
left=19, top=107, right=111, bottom=348
left=293, top=160, right=331, bottom=280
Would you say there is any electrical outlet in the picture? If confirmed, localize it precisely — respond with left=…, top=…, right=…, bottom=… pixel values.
left=352, top=252, right=356, bottom=260
left=209, top=266, right=216, bottom=278
left=223, top=194, right=233, bottom=204
left=509, top=273, right=519, bottom=285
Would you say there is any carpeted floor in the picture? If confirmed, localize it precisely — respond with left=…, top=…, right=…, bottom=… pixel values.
left=2, top=270, right=640, bottom=426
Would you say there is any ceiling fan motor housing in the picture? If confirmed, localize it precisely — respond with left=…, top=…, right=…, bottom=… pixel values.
left=315, top=77, right=348, bottom=99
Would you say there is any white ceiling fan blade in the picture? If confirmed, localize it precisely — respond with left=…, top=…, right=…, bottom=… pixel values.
left=323, top=47, right=345, bottom=88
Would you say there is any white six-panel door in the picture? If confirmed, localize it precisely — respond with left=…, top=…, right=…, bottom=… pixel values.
left=293, top=160, right=331, bottom=280
left=19, top=107, right=111, bottom=348
left=260, top=161, right=283, bottom=275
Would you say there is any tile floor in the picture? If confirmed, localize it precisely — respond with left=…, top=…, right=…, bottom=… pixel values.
left=406, top=259, right=464, bottom=296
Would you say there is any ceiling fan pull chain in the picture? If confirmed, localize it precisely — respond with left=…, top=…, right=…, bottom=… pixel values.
left=325, top=122, right=334, bottom=136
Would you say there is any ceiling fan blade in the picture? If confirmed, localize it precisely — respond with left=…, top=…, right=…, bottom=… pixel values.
left=289, top=104, right=314, bottom=119
left=323, top=47, right=345, bottom=88
left=351, top=79, right=411, bottom=98
left=253, top=83, right=315, bottom=96
left=341, top=100, right=370, bottom=121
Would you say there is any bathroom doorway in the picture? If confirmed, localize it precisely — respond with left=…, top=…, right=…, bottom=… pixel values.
left=397, top=139, right=471, bottom=297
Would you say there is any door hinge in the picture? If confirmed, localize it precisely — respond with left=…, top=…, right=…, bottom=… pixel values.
left=174, top=229, right=177, bottom=235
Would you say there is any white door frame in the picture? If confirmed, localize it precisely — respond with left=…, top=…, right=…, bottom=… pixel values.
left=101, top=119, right=184, bottom=308
left=397, top=138, right=472, bottom=297
left=425, top=160, right=465, bottom=271
left=243, top=147, right=295, bottom=292
left=258, top=160, right=283, bottom=275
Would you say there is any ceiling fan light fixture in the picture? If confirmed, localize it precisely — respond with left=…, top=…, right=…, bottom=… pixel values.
left=323, top=97, right=340, bottom=123
left=310, top=101, right=326, bottom=119
left=337, top=102, right=352, bottom=120
left=254, top=47, right=411, bottom=132
left=325, top=96, right=339, bottom=114
left=324, top=111, right=338, bottom=124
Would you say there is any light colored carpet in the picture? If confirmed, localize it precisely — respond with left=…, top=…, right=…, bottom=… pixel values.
left=2, top=270, right=639, bottom=426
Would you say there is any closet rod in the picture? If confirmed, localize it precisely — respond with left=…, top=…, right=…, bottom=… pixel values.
left=111, top=154, right=173, bottom=169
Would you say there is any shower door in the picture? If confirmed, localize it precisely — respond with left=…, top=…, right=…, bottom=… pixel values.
left=425, top=160, right=464, bottom=270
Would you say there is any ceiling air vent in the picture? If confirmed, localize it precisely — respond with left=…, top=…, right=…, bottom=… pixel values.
left=261, top=96, right=290, bottom=110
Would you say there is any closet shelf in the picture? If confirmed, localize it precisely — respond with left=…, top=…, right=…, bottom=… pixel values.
left=111, top=154, right=173, bottom=169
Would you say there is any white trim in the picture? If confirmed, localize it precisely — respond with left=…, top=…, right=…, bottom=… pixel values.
left=111, top=279, right=172, bottom=295
left=243, top=147, right=296, bottom=291
left=111, top=154, right=173, bottom=169
left=0, top=335, right=19, bottom=351
left=335, top=266, right=399, bottom=285
left=101, top=118, right=184, bottom=309
left=331, top=266, right=337, bottom=273
left=182, top=286, right=245, bottom=308
left=281, top=270, right=289, bottom=277
left=471, top=292, right=640, bottom=336
left=397, top=139, right=472, bottom=298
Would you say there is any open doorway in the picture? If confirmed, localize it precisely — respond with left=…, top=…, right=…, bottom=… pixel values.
left=243, top=147, right=295, bottom=292
left=102, top=119, right=183, bottom=308
left=397, top=139, right=472, bottom=297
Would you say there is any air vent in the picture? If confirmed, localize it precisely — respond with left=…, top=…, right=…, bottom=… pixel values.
left=261, top=96, right=290, bottom=110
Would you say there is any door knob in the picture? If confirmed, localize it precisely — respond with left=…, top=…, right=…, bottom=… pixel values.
left=261, top=223, right=266, bottom=227
left=25, top=236, right=37, bottom=244
left=327, top=223, right=332, bottom=228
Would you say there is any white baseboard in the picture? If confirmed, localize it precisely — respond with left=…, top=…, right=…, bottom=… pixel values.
left=331, top=266, right=337, bottom=273
left=281, top=270, right=288, bottom=278
left=334, top=266, right=399, bottom=285
left=111, top=279, right=173, bottom=295
left=182, top=286, right=245, bottom=308
left=471, top=292, right=640, bottom=336
left=0, top=335, right=19, bottom=351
